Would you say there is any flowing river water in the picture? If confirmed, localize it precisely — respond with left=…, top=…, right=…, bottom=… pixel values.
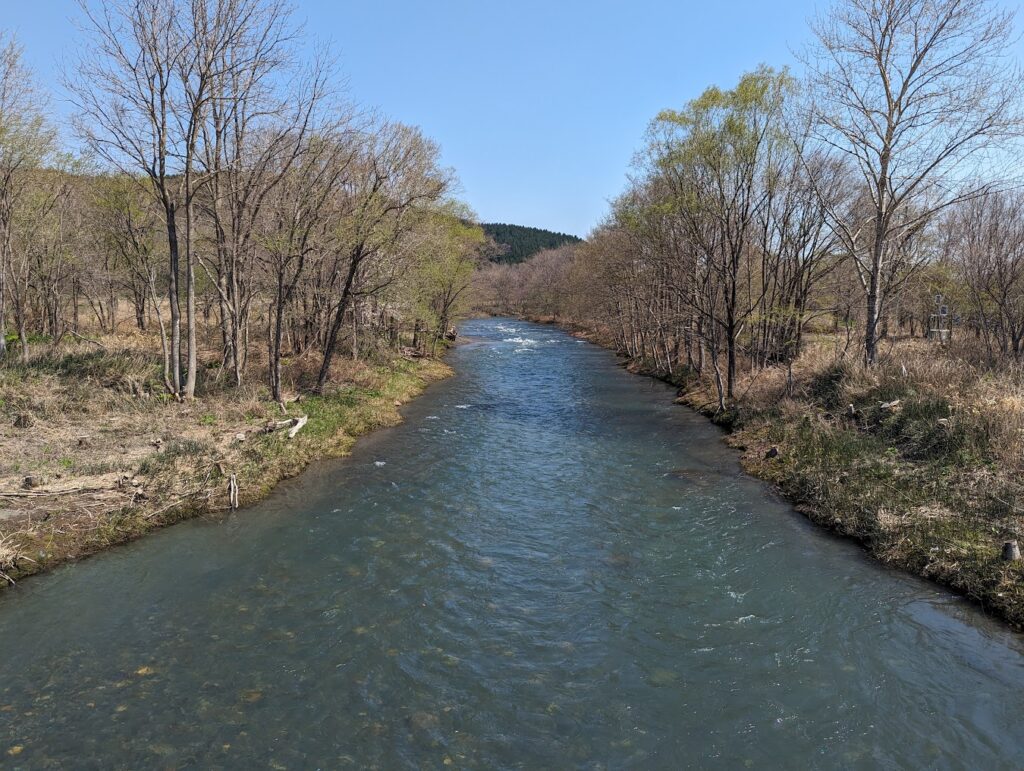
left=2, top=317, right=1024, bottom=769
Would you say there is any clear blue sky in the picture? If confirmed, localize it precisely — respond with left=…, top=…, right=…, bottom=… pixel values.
left=8, top=1, right=827, bottom=236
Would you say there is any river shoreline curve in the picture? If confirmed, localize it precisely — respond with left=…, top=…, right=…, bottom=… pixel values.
left=0, top=356, right=452, bottom=588
left=524, top=314, right=1024, bottom=632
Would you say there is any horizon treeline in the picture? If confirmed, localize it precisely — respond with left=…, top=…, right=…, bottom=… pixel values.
left=478, top=0, right=1024, bottom=411
left=0, top=0, right=486, bottom=402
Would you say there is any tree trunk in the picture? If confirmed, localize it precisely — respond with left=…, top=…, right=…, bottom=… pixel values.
left=270, top=291, right=285, bottom=403
left=864, top=286, right=881, bottom=366
left=165, top=200, right=182, bottom=397
left=183, top=196, right=197, bottom=399
left=0, top=233, right=8, bottom=358
left=315, top=254, right=360, bottom=393
left=149, top=272, right=172, bottom=393
left=18, top=319, right=28, bottom=364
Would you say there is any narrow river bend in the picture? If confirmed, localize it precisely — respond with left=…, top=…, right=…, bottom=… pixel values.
left=2, top=318, right=1024, bottom=768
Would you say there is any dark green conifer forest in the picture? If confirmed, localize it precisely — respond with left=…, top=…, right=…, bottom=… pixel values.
left=481, top=223, right=582, bottom=264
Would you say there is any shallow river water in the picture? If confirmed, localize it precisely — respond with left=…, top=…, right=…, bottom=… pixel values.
left=2, top=318, right=1024, bottom=769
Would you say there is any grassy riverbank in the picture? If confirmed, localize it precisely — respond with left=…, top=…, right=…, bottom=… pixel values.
left=542, top=317, right=1024, bottom=629
left=0, top=339, right=451, bottom=586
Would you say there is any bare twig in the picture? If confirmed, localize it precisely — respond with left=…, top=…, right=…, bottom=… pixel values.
left=67, top=330, right=108, bottom=350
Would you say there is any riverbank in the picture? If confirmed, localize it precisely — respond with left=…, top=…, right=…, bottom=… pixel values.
left=0, top=343, right=451, bottom=586
left=530, top=315, right=1024, bottom=630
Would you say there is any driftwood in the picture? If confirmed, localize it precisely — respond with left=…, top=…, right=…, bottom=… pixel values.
left=287, top=415, right=308, bottom=438
left=258, top=415, right=308, bottom=438
left=228, top=474, right=239, bottom=510
left=143, top=489, right=212, bottom=520
left=232, top=413, right=309, bottom=445
left=0, top=485, right=118, bottom=499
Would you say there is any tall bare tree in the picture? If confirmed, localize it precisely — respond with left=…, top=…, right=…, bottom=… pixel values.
left=196, top=7, right=329, bottom=387
left=70, top=0, right=189, bottom=394
left=257, top=130, right=354, bottom=403
left=805, top=0, right=1023, bottom=364
left=70, top=0, right=297, bottom=397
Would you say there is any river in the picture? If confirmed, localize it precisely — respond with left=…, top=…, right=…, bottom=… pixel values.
left=1, top=317, right=1023, bottom=768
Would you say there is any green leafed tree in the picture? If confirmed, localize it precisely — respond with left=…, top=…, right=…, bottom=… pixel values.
left=405, top=205, right=485, bottom=353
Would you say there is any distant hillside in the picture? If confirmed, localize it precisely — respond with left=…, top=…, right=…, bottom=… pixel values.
left=482, top=223, right=583, bottom=264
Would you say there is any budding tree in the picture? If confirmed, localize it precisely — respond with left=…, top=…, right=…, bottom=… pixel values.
left=0, top=33, right=55, bottom=360
left=314, top=121, right=450, bottom=392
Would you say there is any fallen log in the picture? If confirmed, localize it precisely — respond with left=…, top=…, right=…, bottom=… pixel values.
left=0, top=485, right=122, bottom=499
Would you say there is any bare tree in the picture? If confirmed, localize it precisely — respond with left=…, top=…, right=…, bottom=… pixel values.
left=257, top=129, right=354, bottom=403
left=951, top=192, right=1024, bottom=362
left=70, top=0, right=295, bottom=397
left=70, top=0, right=190, bottom=394
left=195, top=1, right=319, bottom=386
left=753, top=124, right=847, bottom=366
left=9, top=167, right=76, bottom=360
left=805, top=0, right=1024, bottom=364
left=92, top=175, right=174, bottom=387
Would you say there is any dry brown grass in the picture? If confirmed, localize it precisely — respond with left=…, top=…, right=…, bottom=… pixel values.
left=715, top=334, right=1024, bottom=467
left=0, top=531, right=27, bottom=585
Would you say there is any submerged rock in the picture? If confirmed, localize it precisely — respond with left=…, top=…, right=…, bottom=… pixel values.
left=408, top=711, right=439, bottom=731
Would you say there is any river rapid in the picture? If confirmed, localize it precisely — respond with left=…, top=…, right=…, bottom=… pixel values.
left=2, top=317, right=1023, bottom=769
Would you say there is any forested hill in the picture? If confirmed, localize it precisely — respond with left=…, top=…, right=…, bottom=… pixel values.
left=482, top=223, right=583, bottom=264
